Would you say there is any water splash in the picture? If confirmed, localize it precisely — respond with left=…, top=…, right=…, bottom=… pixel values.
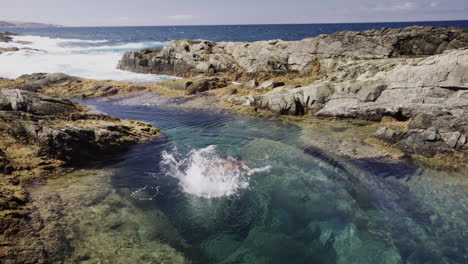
left=160, top=145, right=252, bottom=198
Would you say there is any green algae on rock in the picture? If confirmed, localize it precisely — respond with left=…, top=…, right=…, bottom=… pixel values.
left=0, top=88, right=162, bottom=263
left=30, top=169, right=187, bottom=264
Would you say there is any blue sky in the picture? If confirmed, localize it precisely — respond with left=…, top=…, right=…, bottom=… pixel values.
left=1, top=0, right=467, bottom=26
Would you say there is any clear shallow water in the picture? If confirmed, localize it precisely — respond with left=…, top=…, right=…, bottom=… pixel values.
left=73, top=97, right=468, bottom=264
left=1, top=21, right=467, bottom=82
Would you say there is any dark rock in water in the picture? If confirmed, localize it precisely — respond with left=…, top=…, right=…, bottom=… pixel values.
left=349, top=157, right=420, bottom=180
left=0, top=33, right=12, bottom=42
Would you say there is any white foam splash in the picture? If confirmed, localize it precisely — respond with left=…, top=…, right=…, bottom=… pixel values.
left=0, top=35, right=174, bottom=83
left=160, top=145, right=251, bottom=198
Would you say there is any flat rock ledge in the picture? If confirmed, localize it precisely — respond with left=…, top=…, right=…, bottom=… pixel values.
left=0, top=88, right=160, bottom=263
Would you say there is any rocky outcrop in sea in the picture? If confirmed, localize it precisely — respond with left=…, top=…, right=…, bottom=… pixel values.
left=118, top=26, right=468, bottom=76
left=0, top=32, right=13, bottom=43
left=118, top=26, right=468, bottom=160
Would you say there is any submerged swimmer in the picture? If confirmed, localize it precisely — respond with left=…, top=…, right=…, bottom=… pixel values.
left=203, top=156, right=256, bottom=177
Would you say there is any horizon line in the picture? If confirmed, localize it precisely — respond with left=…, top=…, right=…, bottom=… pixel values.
left=2, top=19, right=467, bottom=28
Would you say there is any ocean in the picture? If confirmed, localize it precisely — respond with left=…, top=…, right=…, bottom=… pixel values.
left=1, top=20, right=467, bottom=82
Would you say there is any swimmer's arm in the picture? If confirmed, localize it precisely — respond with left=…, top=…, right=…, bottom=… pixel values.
left=240, top=162, right=255, bottom=175
left=240, top=162, right=251, bottom=170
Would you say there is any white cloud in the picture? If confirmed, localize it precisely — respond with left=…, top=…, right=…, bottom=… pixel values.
left=167, top=14, right=194, bottom=21
left=393, top=2, right=418, bottom=10
left=430, top=1, right=440, bottom=8
left=362, top=1, right=418, bottom=12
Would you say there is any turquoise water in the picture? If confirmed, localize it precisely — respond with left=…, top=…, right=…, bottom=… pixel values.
left=77, top=97, right=468, bottom=264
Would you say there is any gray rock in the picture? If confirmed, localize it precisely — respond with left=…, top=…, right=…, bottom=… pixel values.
left=257, top=80, right=285, bottom=90
left=227, top=48, right=468, bottom=121
left=227, top=95, right=257, bottom=106
left=16, top=73, right=77, bottom=92
left=158, top=76, right=229, bottom=94
left=374, top=114, right=468, bottom=157
left=118, top=26, right=468, bottom=76
left=243, top=80, right=258, bottom=89
left=0, top=89, right=77, bottom=115
left=447, top=132, right=461, bottom=148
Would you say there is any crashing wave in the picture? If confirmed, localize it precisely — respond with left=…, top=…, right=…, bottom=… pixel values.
left=0, top=35, right=173, bottom=83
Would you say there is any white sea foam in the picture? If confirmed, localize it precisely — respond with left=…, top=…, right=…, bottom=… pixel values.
left=160, top=145, right=251, bottom=198
left=0, top=35, right=174, bottom=83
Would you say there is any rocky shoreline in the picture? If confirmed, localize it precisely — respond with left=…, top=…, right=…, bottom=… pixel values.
left=117, top=26, right=468, bottom=164
left=0, top=82, right=161, bottom=262
left=1, top=25, right=468, bottom=263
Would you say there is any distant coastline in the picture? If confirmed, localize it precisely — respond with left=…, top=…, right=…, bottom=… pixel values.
left=0, top=20, right=61, bottom=28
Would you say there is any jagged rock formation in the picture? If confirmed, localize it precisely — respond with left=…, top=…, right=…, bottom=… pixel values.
left=117, top=26, right=468, bottom=159
left=232, top=48, right=468, bottom=119
left=229, top=48, right=468, bottom=158
left=0, top=88, right=160, bottom=165
left=118, top=26, right=468, bottom=76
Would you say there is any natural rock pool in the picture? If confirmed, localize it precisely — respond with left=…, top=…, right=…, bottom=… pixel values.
left=31, top=95, right=468, bottom=264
